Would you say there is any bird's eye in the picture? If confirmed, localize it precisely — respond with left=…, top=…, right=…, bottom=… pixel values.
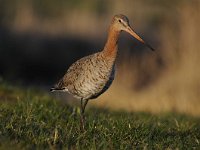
left=118, top=19, right=122, bottom=23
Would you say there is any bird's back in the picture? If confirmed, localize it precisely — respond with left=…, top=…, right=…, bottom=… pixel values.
left=54, top=52, right=115, bottom=100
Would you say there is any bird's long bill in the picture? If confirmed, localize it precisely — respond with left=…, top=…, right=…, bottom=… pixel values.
left=126, top=26, right=155, bottom=51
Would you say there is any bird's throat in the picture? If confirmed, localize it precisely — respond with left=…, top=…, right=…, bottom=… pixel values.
left=103, top=28, right=120, bottom=59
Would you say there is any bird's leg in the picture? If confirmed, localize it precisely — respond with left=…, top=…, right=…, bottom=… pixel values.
left=80, top=99, right=84, bottom=131
left=82, top=99, right=89, bottom=114
left=80, top=99, right=89, bottom=131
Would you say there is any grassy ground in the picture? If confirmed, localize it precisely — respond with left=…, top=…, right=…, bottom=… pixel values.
left=0, top=83, right=200, bottom=149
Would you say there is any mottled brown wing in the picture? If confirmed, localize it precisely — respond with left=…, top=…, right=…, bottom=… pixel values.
left=55, top=53, right=95, bottom=90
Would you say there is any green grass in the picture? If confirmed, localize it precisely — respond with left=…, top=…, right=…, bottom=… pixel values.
left=0, top=83, right=200, bottom=149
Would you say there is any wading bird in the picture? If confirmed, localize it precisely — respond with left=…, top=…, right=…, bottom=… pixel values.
left=50, top=14, right=154, bottom=130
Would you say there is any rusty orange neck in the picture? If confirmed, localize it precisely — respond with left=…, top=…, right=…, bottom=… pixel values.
left=103, top=27, right=120, bottom=60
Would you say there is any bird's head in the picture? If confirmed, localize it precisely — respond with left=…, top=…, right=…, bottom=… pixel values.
left=112, top=14, right=154, bottom=51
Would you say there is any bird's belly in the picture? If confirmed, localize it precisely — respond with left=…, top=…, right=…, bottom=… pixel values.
left=71, top=67, right=115, bottom=100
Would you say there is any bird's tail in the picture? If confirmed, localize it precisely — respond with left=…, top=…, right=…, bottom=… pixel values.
left=50, top=87, right=66, bottom=92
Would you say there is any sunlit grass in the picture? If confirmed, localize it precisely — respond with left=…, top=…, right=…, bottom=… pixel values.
left=0, top=83, right=199, bottom=149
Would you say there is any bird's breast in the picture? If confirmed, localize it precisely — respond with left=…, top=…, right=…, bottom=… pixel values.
left=72, top=55, right=115, bottom=100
